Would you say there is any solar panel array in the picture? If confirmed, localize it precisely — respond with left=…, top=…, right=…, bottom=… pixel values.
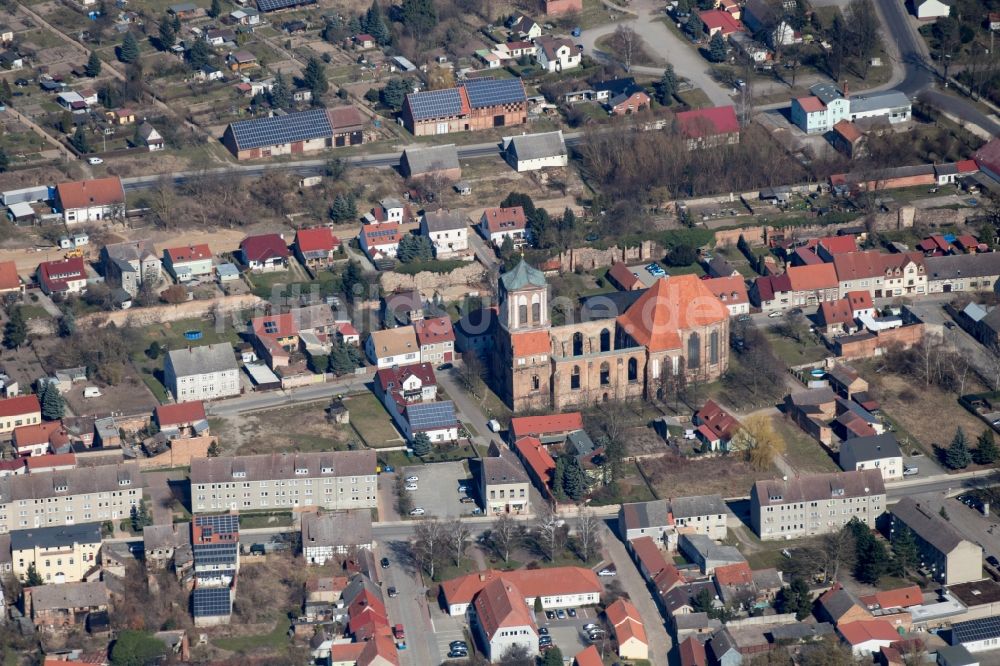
left=462, top=78, right=526, bottom=109
left=230, top=108, right=332, bottom=151
left=406, top=88, right=463, bottom=121
left=192, top=588, right=232, bottom=617
left=195, top=514, right=239, bottom=536
left=407, top=400, right=457, bottom=431
left=256, top=0, right=315, bottom=12
left=953, top=617, right=1000, bottom=643
left=193, top=543, right=239, bottom=566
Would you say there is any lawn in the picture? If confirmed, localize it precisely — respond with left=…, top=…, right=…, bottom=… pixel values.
left=765, top=330, right=830, bottom=366
left=771, top=413, right=839, bottom=474
left=238, top=512, right=294, bottom=529
left=212, top=616, right=291, bottom=652
left=675, top=87, right=714, bottom=110
left=346, top=392, right=404, bottom=448
left=18, top=304, right=50, bottom=320
left=134, top=316, right=244, bottom=361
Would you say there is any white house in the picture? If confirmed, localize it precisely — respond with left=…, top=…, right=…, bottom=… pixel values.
left=55, top=177, right=126, bottom=225
left=838, top=620, right=902, bottom=657
left=790, top=83, right=850, bottom=134
left=359, top=223, right=401, bottom=262
left=534, top=36, right=580, bottom=73
left=473, top=580, right=539, bottom=662
left=364, top=327, right=420, bottom=369
left=163, top=344, right=240, bottom=402
left=419, top=210, right=468, bottom=259
left=838, top=434, right=903, bottom=481
left=136, top=122, right=165, bottom=151
left=501, top=131, right=568, bottom=172
left=849, top=91, right=912, bottom=125
left=479, top=206, right=528, bottom=248
left=377, top=197, right=405, bottom=224
left=442, top=568, right=602, bottom=617
left=913, top=0, right=949, bottom=19
left=163, top=244, right=214, bottom=282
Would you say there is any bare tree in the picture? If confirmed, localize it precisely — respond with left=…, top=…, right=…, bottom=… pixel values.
left=575, top=507, right=600, bottom=564
left=446, top=519, right=472, bottom=567
left=412, top=520, right=448, bottom=580
left=611, top=24, right=638, bottom=72
left=983, top=343, right=1000, bottom=392
left=489, top=514, right=524, bottom=563
left=533, top=503, right=564, bottom=562
left=818, top=525, right=857, bottom=582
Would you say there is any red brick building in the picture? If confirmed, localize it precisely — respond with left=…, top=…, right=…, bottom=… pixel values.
left=402, top=78, right=527, bottom=137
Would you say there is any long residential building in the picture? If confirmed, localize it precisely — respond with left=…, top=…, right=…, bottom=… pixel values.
left=618, top=495, right=728, bottom=547
left=832, top=251, right=927, bottom=298
left=925, top=253, right=1000, bottom=294
left=441, top=567, right=602, bottom=616
left=0, top=462, right=144, bottom=533
left=189, top=451, right=377, bottom=513
left=750, top=469, right=885, bottom=540
left=891, top=497, right=982, bottom=585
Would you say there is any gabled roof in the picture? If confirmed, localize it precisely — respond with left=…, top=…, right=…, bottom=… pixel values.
left=401, top=144, right=459, bottom=175
left=703, top=276, right=749, bottom=306
left=441, top=566, right=601, bottom=606
left=422, top=209, right=465, bottom=233
left=483, top=207, right=529, bottom=235
left=818, top=582, right=866, bottom=623
left=38, top=257, right=87, bottom=292
left=513, top=436, right=555, bottom=487
left=56, top=177, right=125, bottom=210
left=413, top=316, right=455, bottom=346
left=846, top=290, right=873, bottom=311
left=838, top=619, right=900, bottom=645
left=840, top=433, right=901, bottom=463
left=813, top=235, right=858, bottom=255
left=606, top=598, right=647, bottom=647
left=0, top=395, right=40, bottom=418
left=575, top=645, right=605, bottom=666
left=155, top=401, right=207, bottom=428
left=295, top=227, right=339, bottom=253
left=796, top=96, right=826, bottom=113
left=30, top=580, right=108, bottom=612
left=676, top=106, right=740, bottom=139
left=833, top=119, right=863, bottom=143
left=786, top=263, right=838, bottom=291
left=166, top=343, right=237, bottom=377
left=616, top=276, right=729, bottom=352
left=165, top=244, right=212, bottom=263
left=629, top=535, right=672, bottom=577
left=679, top=636, right=708, bottom=666
left=367, top=326, right=418, bottom=358
left=474, top=578, right=536, bottom=640
left=510, top=330, right=550, bottom=357
left=859, top=585, right=922, bottom=610
left=0, top=261, right=19, bottom=291
left=753, top=469, right=885, bottom=507
left=461, top=77, right=528, bottom=109
left=713, top=561, right=753, bottom=587
left=818, top=298, right=854, bottom=326
left=608, top=262, right=643, bottom=290
left=240, top=234, right=289, bottom=262
left=892, top=497, right=972, bottom=556
left=375, top=362, right=437, bottom=395
left=510, top=412, right=583, bottom=439
left=503, top=130, right=567, bottom=161
left=698, top=9, right=744, bottom=34
left=925, top=253, right=1000, bottom=281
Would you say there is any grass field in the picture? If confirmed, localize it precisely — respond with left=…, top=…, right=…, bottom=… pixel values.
left=212, top=616, right=290, bottom=652
left=765, top=330, right=830, bottom=367
left=346, top=392, right=403, bottom=447
left=772, top=413, right=839, bottom=474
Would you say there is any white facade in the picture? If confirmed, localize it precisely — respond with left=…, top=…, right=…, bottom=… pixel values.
left=421, top=224, right=468, bottom=259
left=536, top=43, right=580, bottom=73
left=64, top=203, right=117, bottom=225
left=839, top=453, right=903, bottom=481
left=167, top=367, right=240, bottom=401
left=448, top=589, right=601, bottom=616
left=508, top=153, right=567, bottom=172
left=419, top=339, right=454, bottom=365
left=915, top=0, right=949, bottom=19
left=791, top=97, right=849, bottom=134
left=476, top=619, right=537, bottom=661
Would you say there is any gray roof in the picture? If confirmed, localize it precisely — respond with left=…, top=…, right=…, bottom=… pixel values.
left=680, top=533, right=745, bottom=565
left=620, top=499, right=671, bottom=532
left=662, top=580, right=715, bottom=614
left=708, top=256, right=737, bottom=277
left=964, top=302, right=990, bottom=322
left=342, top=572, right=382, bottom=606
left=0, top=462, right=143, bottom=504
left=849, top=90, right=911, bottom=114
left=769, top=622, right=834, bottom=642
left=166, top=343, right=238, bottom=378
left=30, top=580, right=108, bottom=611
left=753, top=469, right=885, bottom=507
left=190, top=450, right=375, bottom=484
left=840, top=434, right=901, bottom=463
left=674, top=612, right=722, bottom=632
left=810, top=82, right=842, bottom=105
left=480, top=452, right=529, bottom=485
left=566, top=430, right=598, bottom=459
left=820, top=586, right=863, bottom=622
left=301, top=510, right=373, bottom=548
left=826, top=363, right=861, bottom=387
left=103, top=239, right=157, bottom=264
left=893, top=497, right=973, bottom=556
left=422, top=209, right=466, bottom=233
left=926, top=253, right=1000, bottom=281
left=11, top=522, right=101, bottom=551
left=402, top=144, right=459, bottom=175
left=503, top=131, right=566, bottom=162
left=709, top=628, right=739, bottom=659
left=500, top=260, right=546, bottom=292
left=788, top=386, right=837, bottom=407
left=671, top=495, right=727, bottom=519
left=938, top=645, right=979, bottom=666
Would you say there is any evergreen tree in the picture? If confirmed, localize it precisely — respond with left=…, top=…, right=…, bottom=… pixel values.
left=158, top=16, right=176, bottom=50
left=552, top=456, right=567, bottom=499
left=85, top=51, right=102, bottom=77
left=172, top=14, right=181, bottom=32
left=302, top=57, right=329, bottom=96
left=708, top=32, right=727, bottom=62
left=268, top=72, right=291, bottom=108
left=499, top=235, right=517, bottom=271
left=119, top=31, right=140, bottom=64
left=58, top=307, right=76, bottom=338
left=347, top=15, right=362, bottom=35
left=975, top=428, right=999, bottom=465
left=0, top=148, right=8, bottom=174
left=130, top=499, right=152, bottom=532
left=686, top=12, right=704, bottom=36
left=58, top=110, right=74, bottom=134
left=775, top=578, right=813, bottom=620
left=848, top=518, right=886, bottom=585
left=329, top=193, right=357, bottom=222
left=329, top=341, right=361, bottom=375
left=945, top=427, right=972, bottom=470
left=400, top=0, right=437, bottom=35
left=891, top=524, right=919, bottom=573
left=70, top=125, right=90, bottom=153
left=3, top=305, right=26, bottom=349
left=186, top=40, right=212, bottom=71
left=561, top=456, right=587, bottom=500
left=411, top=432, right=431, bottom=456
left=40, top=382, right=65, bottom=421
left=363, top=0, right=391, bottom=45
left=25, top=562, right=43, bottom=586
left=0, top=78, right=11, bottom=104
left=380, top=78, right=408, bottom=109
left=541, top=647, right=564, bottom=666
left=208, top=0, right=222, bottom=18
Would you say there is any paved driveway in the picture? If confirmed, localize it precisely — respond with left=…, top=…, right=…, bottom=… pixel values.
left=403, top=461, right=475, bottom=519
left=536, top=607, right=601, bottom=661
left=579, top=0, right=733, bottom=107
left=378, top=537, right=440, bottom=666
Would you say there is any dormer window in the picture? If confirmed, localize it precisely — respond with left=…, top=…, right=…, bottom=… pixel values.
left=233, top=471, right=246, bottom=478
left=54, top=484, right=68, bottom=492
left=119, top=478, right=131, bottom=486
left=321, top=466, right=333, bottom=474
left=295, top=467, right=309, bottom=475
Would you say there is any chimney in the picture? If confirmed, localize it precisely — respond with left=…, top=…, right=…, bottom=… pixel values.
left=479, top=573, right=487, bottom=581
left=843, top=81, right=849, bottom=98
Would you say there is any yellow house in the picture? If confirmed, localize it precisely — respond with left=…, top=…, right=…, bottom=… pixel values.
left=0, top=395, right=40, bottom=435
left=606, top=598, right=649, bottom=661
left=12, top=522, right=102, bottom=584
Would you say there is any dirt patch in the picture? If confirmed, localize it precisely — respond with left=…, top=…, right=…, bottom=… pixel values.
left=644, top=452, right=776, bottom=499
left=212, top=401, right=356, bottom=456
left=62, top=372, right=159, bottom=417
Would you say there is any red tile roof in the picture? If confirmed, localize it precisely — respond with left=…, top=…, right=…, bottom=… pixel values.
left=833, top=119, right=863, bottom=143
left=956, top=159, right=979, bottom=174
left=606, top=598, right=647, bottom=647
left=796, top=96, right=826, bottom=113
left=510, top=330, right=550, bottom=357
left=608, top=262, right=643, bottom=290
left=165, top=244, right=212, bottom=263
left=361, top=223, right=401, bottom=247
left=0, top=261, right=19, bottom=291
left=975, top=138, right=1000, bottom=177
left=14, top=421, right=70, bottom=450
left=481, top=206, right=527, bottom=233
left=838, top=619, right=900, bottom=645
left=574, top=645, right=604, bottom=666
left=514, top=436, right=556, bottom=489
left=155, top=401, right=207, bottom=427
left=815, top=235, right=858, bottom=255
left=630, top=536, right=671, bottom=578
left=25, top=453, right=76, bottom=471
left=680, top=636, right=708, bottom=666
left=793, top=247, right=823, bottom=265
left=846, top=290, right=873, bottom=312
left=617, top=276, right=729, bottom=351
left=0, top=395, right=40, bottom=419
left=713, top=561, right=753, bottom=586
left=786, top=263, right=838, bottom=291
left=510, top=413, right=583, bottom=439
left=38, top=257, right=87, bottom=293
left=240, top=234, right=290, bottom=262
left=818, top=299, right=854, bottom=326
left=703, top=276, right=749, bottom=306
left=55, top=177, right=125, bottom=210
left=859, top=585, right=922, bottom=610
left=695, top=399, right=740, bottom=440
left=357, top=627, right=399, bottom=666
left=441, top=566, right=601, bottom=607
left=698, top=9, right=744, bottom=34
left=295, top=227, right=340, bottom=253
left=676, top=105, right=740, bottom=139
left=474, top=578, right=536, bottom=641
left=413, top=316, right=455, bottom=346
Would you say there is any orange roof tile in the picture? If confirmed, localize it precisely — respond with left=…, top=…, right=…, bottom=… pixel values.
left=155, top=401, right=207, bottom=427
left=0, top=395, right=40, bottom=419
left=680, top=636, right=708, bottom=666
left=838, top=619, right=900, bottom=645
left=785, top=263, right=838, bottom=291
left=165, top=244, right=212, bottom=263
left=14, top=421, right=70, bottom=449
left=818, top=299, right=854, bottom=326
left=25, top=452, right=76, bottom=471
left=607, top=599, right=647, bottom=647
left=55, top=177, right=125, bottom=210
left=796, top=96, right=826, bottom=113
left=511, top=413, right=583, bottom=439
left=630, top=536, right=671, bottom=578
left=413, top=316, right=455, bottom=346
left=474, top=578, right=536, bottom=640
left=574, top=645, right=604, bottom=666
left=608, top=262, right=643, bottom=290
left=714, top=562, right=753, bottom=587
left=846, top=290, right=873, bottom=311
left=440, top=566, right=601, bottom=607
left=296, top=227, right=340, bottom=253
left=616, top=276, right=728, bottom=352
left=510, top=330, right=550, bottom=357
left=859, top=585, right=922, bottom=610
left=703, top=275, right=748, bottom=306
left=513, top=436, right=555, bottom=489
left=833, top=120, right=863, bottom=144
left=0, top=261, right=19, bottom=291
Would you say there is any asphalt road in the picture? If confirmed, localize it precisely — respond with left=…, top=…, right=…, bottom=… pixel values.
left=204, top=371, right=373, bottom=417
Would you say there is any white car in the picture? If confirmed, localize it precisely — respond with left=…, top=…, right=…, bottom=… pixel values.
left=409, top=507, right=426, bottom=516
left=598, top=568, right=616, bottom=577
left=405, top=475, right=418, bottom=483
left=405, top=483, right=418, bottom=491
left=86, top=157, right=103, bottom=165
left=767, top=310, right=782, bottom=318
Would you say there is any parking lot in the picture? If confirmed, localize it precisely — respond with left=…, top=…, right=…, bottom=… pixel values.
left=535, top=607, right=600, bottom=660
left=429, top=606, right=470, bottom=661
left=402, top=461, right=477, bottom=518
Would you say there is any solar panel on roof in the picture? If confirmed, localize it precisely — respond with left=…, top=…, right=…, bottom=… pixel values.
left=256, top=0, right=315, bottom=11
left=193, top=543, right=239, bottom=566
left=461, top=78, right=526, bottom=109
left=407, top=401, right=457, bottom=431
left=192, top=588, right=232, bottom=617
left=230, top=108, right=332, bottom=151
left=406, top=88, right=463, bottom=121
left=953, top=617, right=1000, bottom=643
left=195, top=514, right=239, bottom=532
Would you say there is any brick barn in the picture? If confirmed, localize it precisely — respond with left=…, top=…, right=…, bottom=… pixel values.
left=401, top=78, right=528, bottom=137
left=222, top=106, right=366, bottom=160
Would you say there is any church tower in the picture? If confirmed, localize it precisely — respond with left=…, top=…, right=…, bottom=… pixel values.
left=494, top=260, right=553, bottom=412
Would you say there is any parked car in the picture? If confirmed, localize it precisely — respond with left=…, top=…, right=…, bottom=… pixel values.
left=488, top=419, right=502, bottom=432
left=87, top=157, right=104, bottom=165
left=381, top=465, right=394, bottom=473
left=409, top=507, right=426, bottom=516
left=380, top=557, right=390, bottom=569
left=406, top=475, right=419, bottom=482
left=903, top=466, right=919, bottom=476
left=768, top=311, right=782, bottom=318
left=449, top=640, right=468, bottom=650
left=447, top=650, right=468, bottom=659
left=988, top=556, right=1000, bottom=568
left=546, top=610, right=556, bottom=620
left=405, top=483, right=418, bottom=491
left=387, top=586, right=398, bottom=597
left=583, top=623, right=598, bottom=631
left=460, top=496, right=475, bottom=504
left=568, top=609, right=577, bottom=618
left=556, top=609, right=567, bottom=619
left=539, top=627, right=549, bottom=636
left=598, top=568, right=617, bottom=576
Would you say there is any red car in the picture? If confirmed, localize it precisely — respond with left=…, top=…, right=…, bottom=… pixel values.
left=393, top=624, right=405, bottom=640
